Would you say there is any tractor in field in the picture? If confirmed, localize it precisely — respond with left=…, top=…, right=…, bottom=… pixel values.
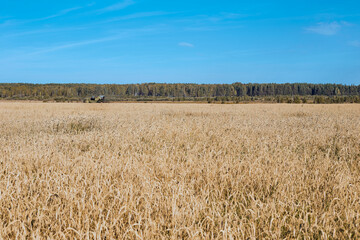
left=84, top=95, right=105, bottom=103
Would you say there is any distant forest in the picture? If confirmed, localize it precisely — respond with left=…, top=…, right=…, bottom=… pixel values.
left=1, top=83, right=360, bottom=103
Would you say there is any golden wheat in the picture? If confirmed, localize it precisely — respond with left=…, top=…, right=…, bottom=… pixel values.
left=0, top=102, right=359, bottom=239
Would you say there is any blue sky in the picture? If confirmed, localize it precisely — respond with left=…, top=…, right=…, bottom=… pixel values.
left=0, top=0, right=359, bottom=84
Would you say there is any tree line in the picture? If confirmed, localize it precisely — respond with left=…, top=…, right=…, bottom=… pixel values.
left=0, top=83, right=359, bottom=103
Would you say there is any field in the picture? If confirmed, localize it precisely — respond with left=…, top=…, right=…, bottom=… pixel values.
left=0, top=102, right=359, bottom=239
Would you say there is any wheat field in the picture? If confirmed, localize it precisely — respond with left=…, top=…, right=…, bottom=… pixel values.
left=0, top=102, right=359, bottom=239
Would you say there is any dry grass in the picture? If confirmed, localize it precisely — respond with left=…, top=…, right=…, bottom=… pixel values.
left=0, top=102, right=360, bottom=239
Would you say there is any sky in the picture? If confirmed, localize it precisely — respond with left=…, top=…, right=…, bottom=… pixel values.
left=0, top=0, right=359, bottom=84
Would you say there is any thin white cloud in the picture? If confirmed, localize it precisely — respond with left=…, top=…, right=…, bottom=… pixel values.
left=1, top=27, right=88, bottom=38
left=1, top=26, right=162, bottom=62
left=305, top=21, right=344, bottom=36
left=0, top=20, right=16, bottom=27
left=218, top=12, right=251, bottom=20
left=105, top=11, right=172, bottom=22
left=36, top=7, right=83, bottom=21
left=205, top=12, right=251, bottom=22
left=184, top=25, right=243, bottom=32
left=0, top=5, right=86, bottom=26
left=95, top=0, right=135, bottom=14
left=179, top=42, right=194, bottom=48
left=176, top=12, right=252, bottom=24
left=349, top=40, right=360, bottom=47
left=29, top=36, right=124, bottom=55
left=340, top=21, right=353, bottom=27
left=26, top=25, right=161, bottom=55
left=87, top=2, right=96, bottom=7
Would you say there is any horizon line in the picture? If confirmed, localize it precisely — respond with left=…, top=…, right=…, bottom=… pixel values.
left=1, top=82, right=359, bottom=86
